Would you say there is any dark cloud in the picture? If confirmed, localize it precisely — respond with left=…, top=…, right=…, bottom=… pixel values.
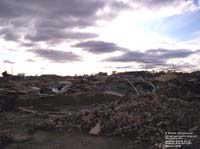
left=0, top=27, right=20, bottom=41
left=25, top=29, right=98, bottom=43
left=28, top=49, right=82, bottom=63
left=0, top=0, right=186, bottom=21
left=2, top=0, right=187, bottom=46
left=105, top=48, right=197, bottom=67
left=0, top=0, right=195, bottom=54
left=116, top=66, right=133, bottom=69
left=105, top=51, right=145, bottom=62
left=0, top=0, right=105, bottom=19
left=3, top=33, right=19, bottom=41
left=146, top=49, right=195, bottom=59
left=0, top=0, right=28, bottom=18
left=72, top=41, right=127, bottom=54
left=3, top=60, right=14, bottom=63
left=108, top=1, right=132, bottom=12
left=20, top=42, right=38, bottom=48
left=3, top=60, right=11, bottom=63
left=103, top=65, right=133, bottom=69
left=34, top=18, right=95, bottom=30
left=0, top=0, right=109, bottom=45
left=141, top=62, right=196, bottom=71
left=0, top=0, right=139, bottom=45
left=26, top=59, right=35, bottom=62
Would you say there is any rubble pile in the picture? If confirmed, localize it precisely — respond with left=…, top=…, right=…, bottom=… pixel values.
left=0, top=129, right=13, bottom=148
left=59, top=94, right=200, bottom=143
left=0, top=71, right=200, bottom=147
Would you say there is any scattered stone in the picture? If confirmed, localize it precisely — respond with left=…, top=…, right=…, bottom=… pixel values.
left=89, top=123, right=101, bottom=135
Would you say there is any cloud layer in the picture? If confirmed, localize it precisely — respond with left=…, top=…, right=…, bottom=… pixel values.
left=25, top=29, right=98, bottom=43
left=127, top=0, right=197, bottom=13
left=0, top=0, right=199, bottom=73
left=72, top=40, right=127, bottom=54
left=105, top=48, right=199, bottom=68
left=0, top=0, right=108, bottom=44
left=0, top=0, right=197, bottom=45
left=3, top=60, right=13, bottom=64
left=29, top=49, right=81, bottom=63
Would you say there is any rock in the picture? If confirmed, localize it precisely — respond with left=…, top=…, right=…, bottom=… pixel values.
left=12, top=133, right=32, bottom=142
left=89, top=123, right=101, bottom=135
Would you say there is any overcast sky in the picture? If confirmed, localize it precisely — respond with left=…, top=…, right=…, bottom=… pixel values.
left=0, top=0, right=200, bottom=75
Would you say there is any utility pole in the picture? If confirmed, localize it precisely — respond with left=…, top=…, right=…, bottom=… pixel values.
left=7, top=61, right=15, bottom=75
left=10, top=62, right=15, bottom=75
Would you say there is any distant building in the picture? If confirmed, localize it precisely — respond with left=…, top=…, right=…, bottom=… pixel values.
left=18, top=73, right=25, bottom=77
left=113, top=71, right=153, bottom=78
left=95, top=72, right=108, bottom=78
left=40, top=74, right=60, bottom=80
left=40, top=74, right=58, bottom=77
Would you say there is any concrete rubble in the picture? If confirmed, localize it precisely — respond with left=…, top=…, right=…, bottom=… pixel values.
left=0, top=71, right=200, bottom=148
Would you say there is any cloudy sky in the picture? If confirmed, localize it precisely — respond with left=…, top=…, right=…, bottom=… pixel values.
left=0, top=0, right=200, bottom=75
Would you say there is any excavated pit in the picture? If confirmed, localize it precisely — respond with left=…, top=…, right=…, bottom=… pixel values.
left=17, top=93, right=119, bottom=111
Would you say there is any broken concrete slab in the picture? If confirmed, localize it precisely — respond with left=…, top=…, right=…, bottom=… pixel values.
left=89, top=123, right=101, bottom=135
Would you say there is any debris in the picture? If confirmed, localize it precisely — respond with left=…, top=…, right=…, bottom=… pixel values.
left=18, top=107, right=39, bottom=115
left=2, top=71, right=10, bottom=78
left=12, top=133, right=32, bottom=142
left=125, top=78, right=139, bottom=95
left=89, top=123, right=101, bottom=135
left=0, top=71, right=200, bottom=148
left=139, top=77, right=156, bottom=93
left=52, top=81, right=72, bottom=94
left=154, top=73, right=178, bottom=82
left=104, top=91, right=124, bottom=97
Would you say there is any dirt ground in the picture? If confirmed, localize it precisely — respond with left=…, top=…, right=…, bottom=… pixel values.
left=4, top=131, right=146, bottom=149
